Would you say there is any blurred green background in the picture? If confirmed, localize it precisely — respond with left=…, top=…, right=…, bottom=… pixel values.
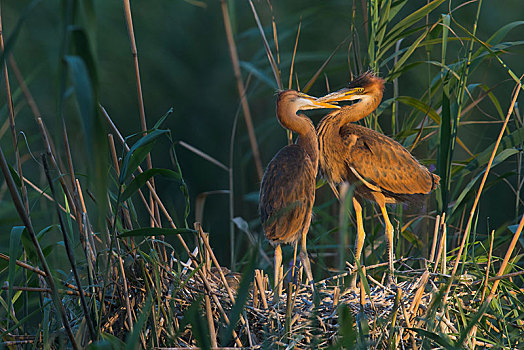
left=1, top=0, right=523, bottom=270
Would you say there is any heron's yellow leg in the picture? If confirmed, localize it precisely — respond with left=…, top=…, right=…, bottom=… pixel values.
left=300, top=227, right=314, bottom=285
left=353, top=197, right=366, bottom=266
left=351, top=197, right=365, bottom=289
left=378, top=201, right=395, bottom=278
left=274, top=244, right=283, bottom=297
left=291, top=240, right=298, bottom=283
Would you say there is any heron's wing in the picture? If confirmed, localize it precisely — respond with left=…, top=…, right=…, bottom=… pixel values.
left=259, top=145, right=316, bottom=243
left=340, top=124, right=436, bottom=195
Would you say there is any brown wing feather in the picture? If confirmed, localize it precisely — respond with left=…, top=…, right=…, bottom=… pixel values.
left=340, top=124, right=437, bottom=195
left=259, top=144, right=316, bottom=244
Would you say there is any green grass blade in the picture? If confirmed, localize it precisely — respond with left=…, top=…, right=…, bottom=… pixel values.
left=119, top=128, right=170, bottom=184
left=441, top=14, right=450, bottom=76
left=386, top=0, right=445, bottom=43
left=472, top=20, right=524, bottom=59
left=396, top=96, right=441, bottom=124
left=389, top=27, right=430, bottom=79
left=337, top=304, right=357, bottom=348
left=152, top=108, right=173, bottom=130
left=453, top=17, right=522, bottom=88
left=409, top=328, right=457, bottom=348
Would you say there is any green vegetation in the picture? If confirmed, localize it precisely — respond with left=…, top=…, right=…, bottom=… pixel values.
left=0, top=0, right=523, bottom=348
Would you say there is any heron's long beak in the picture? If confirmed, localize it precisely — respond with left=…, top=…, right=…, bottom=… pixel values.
left=310, top=99, right=341, bottom=109
left=317, top=87, right=364, bottom=103
left=298, top=92, right=341, bottom=109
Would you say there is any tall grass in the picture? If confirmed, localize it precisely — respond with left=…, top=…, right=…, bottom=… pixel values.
left=0, top=0, right=522, bottom=348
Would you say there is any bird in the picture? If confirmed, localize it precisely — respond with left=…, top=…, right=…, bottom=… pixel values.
left=316, top=72, right=440, bottom=285
left=259, top=90, right=340, bottom=296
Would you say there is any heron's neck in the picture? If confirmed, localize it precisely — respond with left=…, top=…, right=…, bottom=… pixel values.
left=342, top=93, right=382, bottom=123
left=277, top=103, right=318, bottom=170
left=296, top=121, right=319, bottom=172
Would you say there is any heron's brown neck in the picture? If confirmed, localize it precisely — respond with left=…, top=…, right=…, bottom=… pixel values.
left=316, top=90, right=382, bottom=182
left=318, top=89, right=382, bottom=133
left=277, top=103, right=319, bottom=171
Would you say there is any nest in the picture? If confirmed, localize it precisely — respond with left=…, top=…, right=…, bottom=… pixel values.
left=161, top=257, right=482, bottom=349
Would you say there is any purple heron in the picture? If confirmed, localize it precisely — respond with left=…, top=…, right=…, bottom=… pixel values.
left=317, top=72, right=440, bottom=284
left=259, top=90, right=339, bottom=295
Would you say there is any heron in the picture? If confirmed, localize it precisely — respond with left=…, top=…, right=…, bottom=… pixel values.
left=316, top=72, right=440, bottom=285
left=259, top=90, right=340, bottom=296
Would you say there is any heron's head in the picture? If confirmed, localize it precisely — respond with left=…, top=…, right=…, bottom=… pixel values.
left=317, top=72, right=385, bottom=104
left=277, top=90, right=341, bottom=111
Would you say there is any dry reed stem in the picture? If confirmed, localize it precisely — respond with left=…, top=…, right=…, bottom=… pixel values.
left=486, top=209, right=524, bottom=300
left=442, top=223, right=447, bottom=275
left=252, top=274, right=259, bottom=309
left=247, top=0, right=281, bottom=89
left=433, top=222, right=447, bottom=274
left=429, top=214, right=440, bottom=262
left=255, top=270, right=269, bottom=310
left=201, top=238, right=218, bottom=348
left=288, top=20, right=301, bottom=90
left=178, top=141, right=229, bottom=172
left=408, top=270, right=429, bottom=320
left=303, top=39, right=347, bottom=93
left=0, top=253, right=46, bottom=277
left=446, top=81, right=521, bottom=300
left=333, top=286, right=340, bottom=307
left=122, top=0, right=157, bottom=228
left=268, top=2, right=279, bottom=67
left=220, top=0, right=263, bottom=181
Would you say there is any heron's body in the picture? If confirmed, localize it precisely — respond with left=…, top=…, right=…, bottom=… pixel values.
left=318, top=121, right=439, bottom=202
left=259, top=90, right=338, bottom=295
left=260, top=144, right=316, bottom=245
left=317, top=72, right=439, bottom=284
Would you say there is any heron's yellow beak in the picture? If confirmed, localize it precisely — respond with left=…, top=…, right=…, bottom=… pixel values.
left=297, top=92, right=341, bottom=109
left=317, top=87, right=365, bottom=103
